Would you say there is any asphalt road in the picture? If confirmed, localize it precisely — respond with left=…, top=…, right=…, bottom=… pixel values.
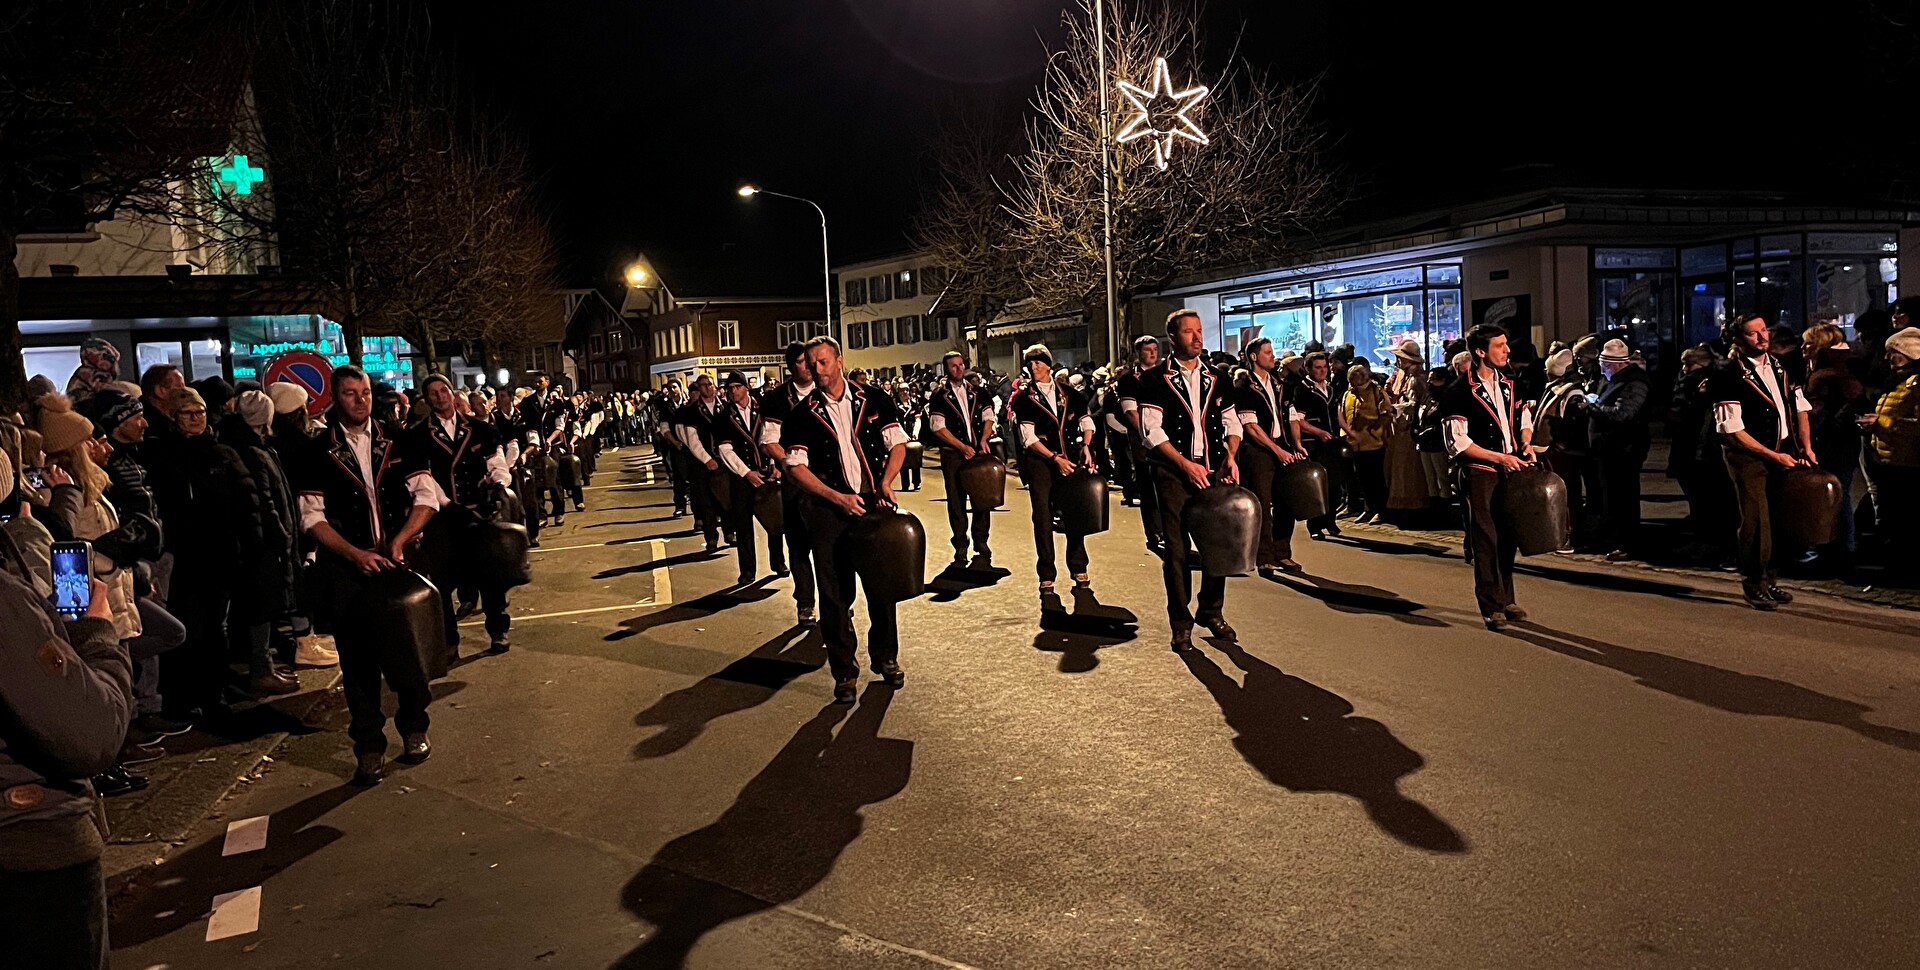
left=110, top=447, right=1920, bottom=970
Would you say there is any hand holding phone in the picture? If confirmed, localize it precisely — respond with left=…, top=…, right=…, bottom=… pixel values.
left=49, top=540, right=93, bottom=619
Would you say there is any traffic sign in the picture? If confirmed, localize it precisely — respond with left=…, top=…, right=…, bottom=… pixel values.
left=263, top=350, right=333, bottom=416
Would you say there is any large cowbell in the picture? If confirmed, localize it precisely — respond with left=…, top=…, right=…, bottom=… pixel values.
left=956, top=455, right=1006, bottom=507
left=1494, top=464, right=1572, bottom=556
left=903, top=441, right=925, bottom=471
left=350, top=568, right=448, bottom=681
left=1186, top=484, right=1260, bottom=576
left=475, top=516, right=532, bottom=589
left=1275, top=459, right=1331, bottom=520
left=1052, top=471, right=1108, bottom=536
left=557, top=452, right=582, bottom=488
left=753, top=482, right=784, bottom=533
left=1777, top=466, right=1842, bottom=548
left=847, top=507, right=926, bottom=603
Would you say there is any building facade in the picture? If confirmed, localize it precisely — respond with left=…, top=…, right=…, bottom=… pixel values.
left=1137, top=187, right=1918, bottom=382
left=646, top=298, right=827, bottom=390
left=835, top=253, right=963, bottom=381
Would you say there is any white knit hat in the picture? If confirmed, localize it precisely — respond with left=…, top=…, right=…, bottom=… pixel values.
left=1887, top=326, right=1920, bottom=362
left=236, top=389, right=274, bottom=429
left=267, top=381, right=309, bottom=415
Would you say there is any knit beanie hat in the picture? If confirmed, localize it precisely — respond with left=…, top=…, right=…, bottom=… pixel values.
left=267, top=381, right=309, bottom=415
left=195, top=377, right=234, bottom=414
left=1887, top=326, right=1920, bottom=362
left=34, top=394, right=95, bottom=455
left=1546, top=348, right=1575, bottom=378
left=235, top=389, right=274, bottom=430
left=78, top=382, right=144, bottom=437
left=171, top=386, right=208, bottom=413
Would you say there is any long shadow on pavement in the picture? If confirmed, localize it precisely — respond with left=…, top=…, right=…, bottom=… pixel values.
left=604, top=584, right=780, bottom=642
left=595, top=549, right=725, bottom=579
left=1182, top=642, right=1468, bottom=853
left=611, top=686, right=913, bottom=969
left=925, top=562, right=1010, bottom=602
left=1501, top=622, right=1920, bottom=753
left=1033, top=587, right=1139, bottom=672
left=1264, top=571, right=1447, bottom=628
left=632, top=627, right=826, bottom=758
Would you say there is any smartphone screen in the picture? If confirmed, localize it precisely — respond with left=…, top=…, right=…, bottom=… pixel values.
left=23, top=468, right=46, bottom=491
left=50, top=541, right=92, bottom=619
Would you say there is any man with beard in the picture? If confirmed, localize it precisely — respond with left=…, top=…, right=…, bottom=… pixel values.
left=1233, top=338, right=1305, bottom=573
left=295, top=366, right=443, bottom=786
left=925, top=350, right=996, bottom=568
left=1137, top=309, right=1243, bottom=652
left=1713, top=312, right=1815, bottom=610
left=779, top=337, right=909, bottom=703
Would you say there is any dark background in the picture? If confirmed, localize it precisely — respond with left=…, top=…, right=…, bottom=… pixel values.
left=426, top=0, right=1889, bottom=292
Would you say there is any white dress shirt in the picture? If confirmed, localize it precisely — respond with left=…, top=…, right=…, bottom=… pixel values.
left=296, top=421, right=444, bottom=542
left=1713, top=355, right=1811, bottom=442
left=1443, top=375, right=1535, bottom=458
left=760, top=382, right=813, bottom=446
left=717, top=403, right=758, bottom=477
left=1239, top=369, right=1285, bottom=438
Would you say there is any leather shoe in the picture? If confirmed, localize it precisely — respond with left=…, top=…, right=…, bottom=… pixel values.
left=833, top=678, right=859, bottom=704
left=1170, top=626, right=1195, bottom=652
left=487, top=635, right=510, bottom=655
left=1765, top=586, right=1794, bottom=604
left=250, top=670, right=300, bottom=698
left=1483, top=614, right=1509, bottom=631
left=798, top=605, right=818, bottom=627
left=134, top=713, right=192, bottom=740
left=875, top=661, right=905, bottom=688
left=1277, top=559, right=1303, bottom=573
left=1199, top=616, right=1237, bottom=641
left=92, top=765, right=149, bottom=797
left=398, top=734, right=431, bottom=765
left=1502, top=604, right=1528, bottom=621
left=351, top=754, right=385, bottom=786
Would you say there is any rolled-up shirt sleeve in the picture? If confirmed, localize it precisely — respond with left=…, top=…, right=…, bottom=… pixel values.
left=928, top=411, right=948, bottom=433
left=408, top=469, right=446, bottom=509
left=1793, top=387, right=1812, bottom=413
left=1238, top=410, right=1262, bottom=432
left=1077, top=415, right=1095, bottom=435
left=1018, top=421, right=1040, bottom=449
left=881, top=422, right=908, bottom=451
left=785, top=445, right=810, bottom=468
left=1120, top=395, right=1139, bottom=414
left=1140, top=403, right=1170, bottom=449
left=1221, top=407, right=1242, bottom=439
left=504, top=439, right=521, bottom=467
left=1443, top=416, right=1472, bottom=458
left=677, top=424, right=713, bottom=463
left=759, top=418, right=783, bottom=447
left=1713, top=401, right=1745, bottom=435
left=718, top=442, right=752, bottom=478
left=485, top=448, right=512, bottom=485
left=298, top=491, right=326, bottom=534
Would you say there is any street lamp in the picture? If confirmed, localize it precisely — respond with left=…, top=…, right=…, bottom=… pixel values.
left=737, top=183, right=836, bottom=340
left=624, top=264, right=648, bottom=287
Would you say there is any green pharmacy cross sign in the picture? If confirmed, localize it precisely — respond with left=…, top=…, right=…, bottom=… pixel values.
left=214, top=154, right=264, bottom=196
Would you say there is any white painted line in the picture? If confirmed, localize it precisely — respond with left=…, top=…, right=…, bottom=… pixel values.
left=459, top=599, right=656, bottom=626
left=651, top=539, right=672, bottom=606
left=221, top=816, right=269, bottom=856
left=206, top=886, right=262, bottom=941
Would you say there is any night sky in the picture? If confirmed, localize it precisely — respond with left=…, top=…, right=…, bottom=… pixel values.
left=427, top=0, right=1883, bottom=292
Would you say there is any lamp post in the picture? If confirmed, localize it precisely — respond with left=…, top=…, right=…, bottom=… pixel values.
left=1094, top=0, right=1118, bottom=366
left=737, top=184, right=837, bottom=341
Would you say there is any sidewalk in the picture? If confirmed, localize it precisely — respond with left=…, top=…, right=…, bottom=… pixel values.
left=102, top=667, right=340, bottom=896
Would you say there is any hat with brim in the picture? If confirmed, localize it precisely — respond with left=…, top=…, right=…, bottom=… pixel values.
left=1600, top=338, right=1632, bottom=363
left=1392, top=339, right=1424, bottom=363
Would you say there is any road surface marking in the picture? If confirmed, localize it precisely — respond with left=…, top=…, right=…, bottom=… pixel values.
left=221, top=816, right=268, bottom=856
left=651, top=539, right=671, bottom=605
left=206, top=886, right=262, bottom=941
left=529, top=540, right=629, bottom=553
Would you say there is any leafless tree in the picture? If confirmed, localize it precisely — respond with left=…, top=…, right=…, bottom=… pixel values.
left=1004, top=0, right=1341, bottom=360
left=0, top=1, right=254, bottom=410
left=914, top=101, right=1032, bottom=365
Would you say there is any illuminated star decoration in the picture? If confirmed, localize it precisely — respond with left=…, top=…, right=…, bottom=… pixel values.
left=1115, top=57, right=1210, bottom=171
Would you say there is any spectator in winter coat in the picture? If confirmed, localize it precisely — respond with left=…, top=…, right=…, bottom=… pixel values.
left=147, top=386, right=272, bottom=719
left=0, top=561, right=126, bottom=970
left=219, top=391, right=301, bottom=697
left=1803, top=324, right=1865, bottom=562
left=1578, top=339, right=1653, bottom=560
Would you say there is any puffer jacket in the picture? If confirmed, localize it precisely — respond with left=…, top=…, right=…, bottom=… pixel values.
left=0, top=532, right=130, bottom=873
left=103, top=440, right=157, bottom=523
left=1871, top=365, right=1920, bottom=467
left=217, top=416, right=296, bottom=613
left=147, top=430, right=268, bottom=566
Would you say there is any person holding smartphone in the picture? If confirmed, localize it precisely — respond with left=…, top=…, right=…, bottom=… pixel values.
left=0, top=567, right=125, bottom=970
left=295, top=366, right=443, bottom=787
